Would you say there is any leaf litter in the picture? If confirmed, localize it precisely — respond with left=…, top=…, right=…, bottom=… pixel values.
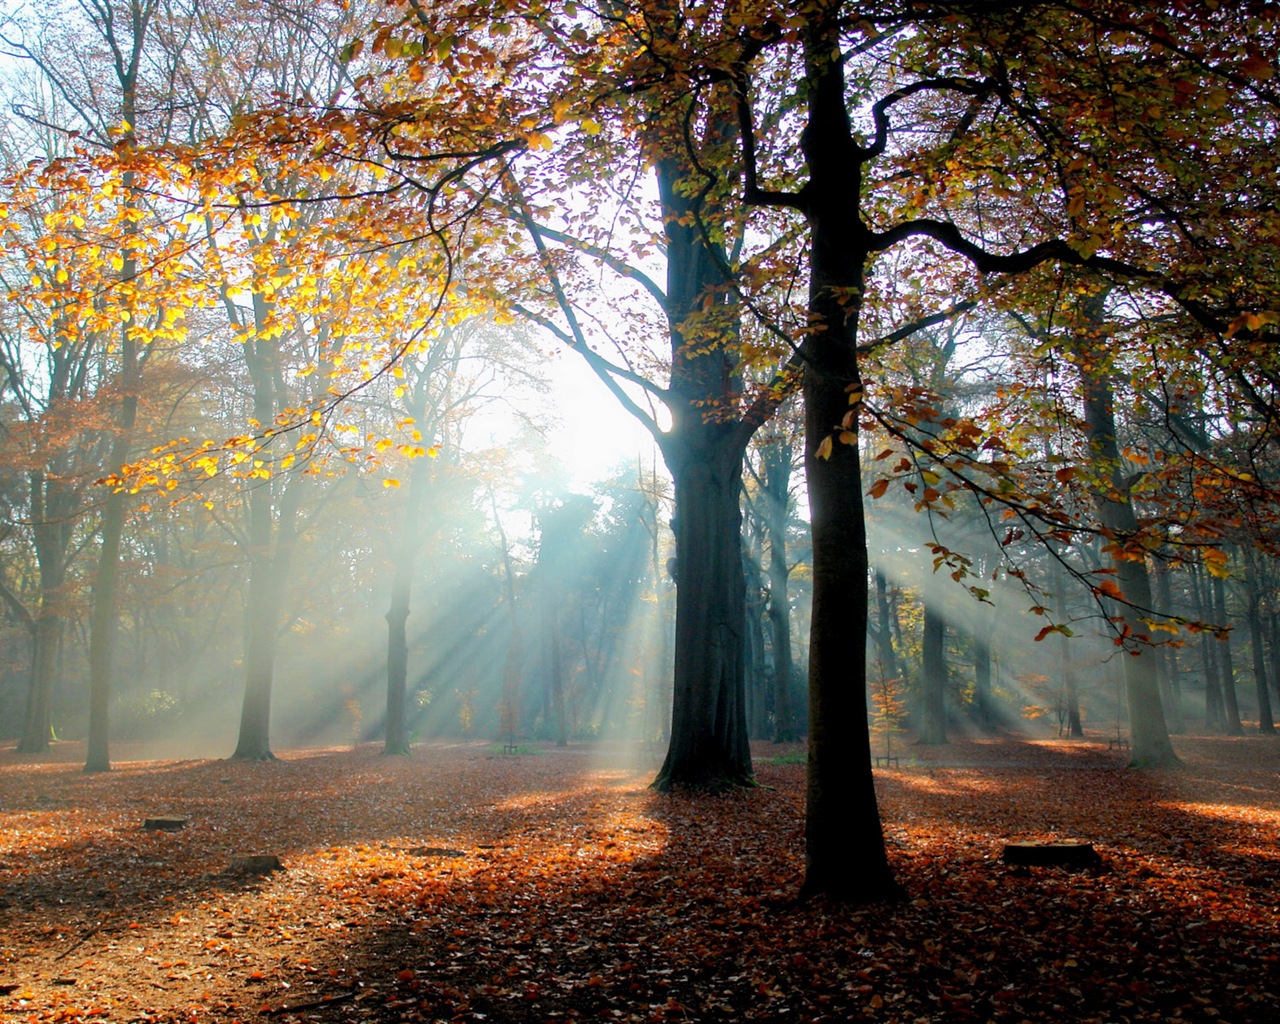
left=1, top=735, right=1277, bottom=1023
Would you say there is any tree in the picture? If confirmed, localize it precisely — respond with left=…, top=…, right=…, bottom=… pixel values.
left=498, top=103, right=791, bottom=787
left=714, top=0, right=1279, bottom=898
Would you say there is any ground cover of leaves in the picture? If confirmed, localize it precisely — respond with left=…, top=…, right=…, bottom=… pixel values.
left=1, top=735, right=1277, bottom=1024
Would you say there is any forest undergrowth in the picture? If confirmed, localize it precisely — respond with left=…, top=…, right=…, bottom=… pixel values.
left=1, top=734, right=1277, bottom=1024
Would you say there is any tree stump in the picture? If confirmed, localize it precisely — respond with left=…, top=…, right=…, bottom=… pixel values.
left=227, top=855, right=284, bottom=876
left=1002, top=840, right=1102, bottom=870
left=143, top=816, right=188, bottom=831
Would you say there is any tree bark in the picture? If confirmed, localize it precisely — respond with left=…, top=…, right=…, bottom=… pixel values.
left=230, top=317, right=302, bottom=760
left=384, top=386, right=434, bottom=756
left=653, top=444, right=752, bottom=789
left=794, top=9, right=900, bottom=902
left=762, top=438, right=799, bottom=743
left=1210, top=571, right=1244, bottom=735
left=917, top=601, right=948, bottom=745
left=1242, top=549, right=1276, bottom=735
left=1074, top=294, right=1177, bottom=768
left=649, top=150, right=756, bottom=791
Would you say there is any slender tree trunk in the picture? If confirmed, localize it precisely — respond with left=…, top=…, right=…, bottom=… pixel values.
left=1210, top=571, right=1244, bottom=735
left=743, top=525, right=770, bottom=740
left=763, top=440, right=799, bottom=743
left=1243, top=549, right=1276, bottom=734
left=384, top=583, right=412, bottom=755
left=972, top=631, right=993, bottom=729
left=795, top=9, right=899, bottom=902
left=1075, top=294, right=1176, bottom=768
left=19, top=613, right=58, bottom=752
left=17, top=472, right=72, bottom=753
left=84, top=338, right=139, bottom=774
left=492, top=498, right=524, bottom=749
left=873, top=570, right=900, bottom=688
left=917, top=601, right=948, bottom=744
left=1053, top=559, right=1083, bottom=737
left=548, top=609, right=566, bottom=746
left=1191, top=557, right=1226, bottom=730
left=1152, top=559, right=1184, bottom=733
left=384, top=406, right=432, bottom=756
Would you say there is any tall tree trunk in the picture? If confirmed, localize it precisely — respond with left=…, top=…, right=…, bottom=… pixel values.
left=873, top=570, right=901, bottom=689
left=84, top=338, right=139, bottom=774
left=1053, top=558, right=1083, bottom=737
left=1210, top=571, right=1244, bottom=735
left=795, top=9, right=899, bottom=902
left=762, top=439, right=799, bottom=743
left=1192, top=557, right=1226, bottom=730
left=1074, top=293, right=1176, bottom=768
left=384, top=583, right=412, bottom=755
left=19, top=613, right=57, bottom=752
left=384, top=391, right=433, bottom=756
left=743, top=524, right=770, bottom=740
left=650, top=149, right=755, bottom=791
left=1242, top=549, right=1277, bottom=734
left=231, top=474, right=301, bottom=759
left=547, top=607, right=566, bottom=747
left=1152, top=558, right=1185, bottom=734
left=917, top=601, right=948, bottom=744
left=17, top=470, right=74, bottom=753
left=972, top=630, right=993, bottom=730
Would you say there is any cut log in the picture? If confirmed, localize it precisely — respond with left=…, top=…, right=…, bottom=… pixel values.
left=1002, top=840, right=1102, bottom=870
left=227, top=855, right=284, bottom=876
left=143, top=816, right=188, bottom=831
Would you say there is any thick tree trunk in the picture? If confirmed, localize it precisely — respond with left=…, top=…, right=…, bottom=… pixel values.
left=649, top=149, right=755, bottom=791
left=653, top=446, right=752, bottom=790
left=917, top=601, right=948, bottom=745
left=230, top=467, right=285, bottom=761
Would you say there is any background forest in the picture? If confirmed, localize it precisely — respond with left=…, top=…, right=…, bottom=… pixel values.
left=0, top=0, right=1278, bottom=905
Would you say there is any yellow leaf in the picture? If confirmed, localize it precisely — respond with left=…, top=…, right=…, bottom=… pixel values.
left=816, top=435, right=833, bottom=461
left=383, top=478, right=401, bottom=488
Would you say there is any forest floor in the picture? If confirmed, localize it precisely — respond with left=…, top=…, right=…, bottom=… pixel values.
left=1, top=733, right=1278, bottom=1024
